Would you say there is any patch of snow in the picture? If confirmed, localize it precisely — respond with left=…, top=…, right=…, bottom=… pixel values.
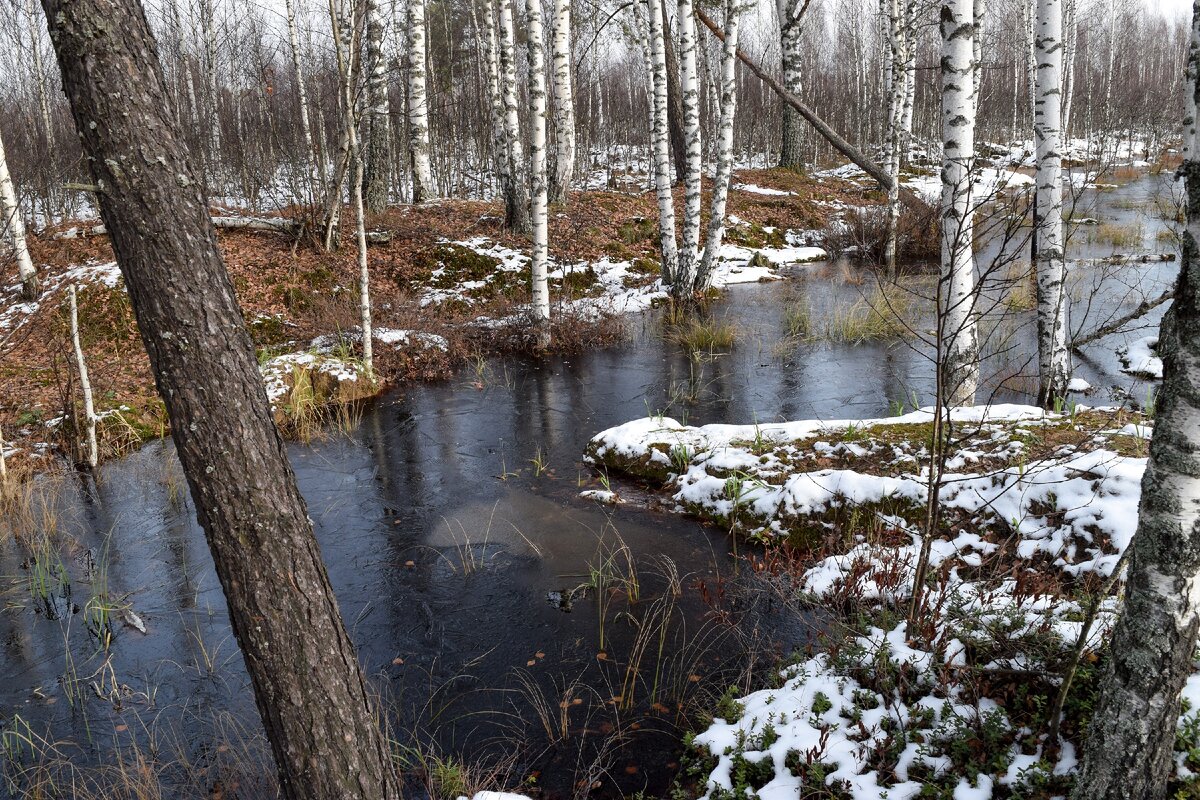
left=1118, top=336, right=1163, bottom=379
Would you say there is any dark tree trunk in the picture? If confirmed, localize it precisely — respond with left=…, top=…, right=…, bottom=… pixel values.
left=661, top=2, right=687, bottom=184
left=1073, top=9, right=1200, bottom=796
left=37, top=1, right=402, bottom=798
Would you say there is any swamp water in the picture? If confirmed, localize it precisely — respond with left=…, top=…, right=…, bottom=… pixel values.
left=0, top=173, right=1179, bottom=799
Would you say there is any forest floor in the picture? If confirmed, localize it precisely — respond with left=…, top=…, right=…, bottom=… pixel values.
left=585, top=403, right=1198, bottom=800
left=0, top=167, right=875, bottom=477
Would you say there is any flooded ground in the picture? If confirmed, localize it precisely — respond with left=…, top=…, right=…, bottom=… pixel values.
left=0, top=173, right=1179, bottom=799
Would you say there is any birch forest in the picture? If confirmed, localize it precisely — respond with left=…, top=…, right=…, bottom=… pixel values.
left=1, top=0, right=1198, bottom=798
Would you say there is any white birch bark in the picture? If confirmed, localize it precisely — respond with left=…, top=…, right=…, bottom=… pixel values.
left=482, top=0, right=513, bottom=206
left=1034, top=0, right=1070, bottom=406
left=201, top=0, right=222, bottom=171
left=548, top=0, right=575, bottom=204
left=407, top=0, right=435, bottom=202
left=284, top=0, right=320, bottom=203
left=675, top=0, right=703, bottom=296
left=364, top=0, right=393, bottom=211
left=525, top=0, right=552, bottom=342
left=0, top=129, right=38, bottom=301
left=972, top=0, right=985, bottom=101
left=883, top=0, right=906, bottom=279
left=330, top=0, right=374, bottom=372
left=777, top=0, right=807, bottom=169
left=497, top=0, right=532, bottom=232
left=647, top=0, right=679, bottom=285
left=1060, top=0, right=1077, bottom=136
left=0, top=423, right=7, bottom=487
left=68, top=285, right=98, bottom=469
left=1072, top=12, right=1200, bottom=797
left=940, top=0, right=978, bottom=407
left=899, top=0, right=916, bottom=162
left=695, top=0, right=740, bottom=290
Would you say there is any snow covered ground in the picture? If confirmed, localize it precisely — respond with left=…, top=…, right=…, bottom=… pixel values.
left=585, top=405, right=1197, bottom=799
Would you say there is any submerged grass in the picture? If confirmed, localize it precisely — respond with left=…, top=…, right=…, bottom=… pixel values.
left=825, top=286, right=917, bottom=343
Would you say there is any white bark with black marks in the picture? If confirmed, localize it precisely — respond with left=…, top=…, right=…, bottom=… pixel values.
left=675, top=0, right=703, bottom=296
left=68, top=285, right=98, bottom=469
left=364, top=0, right=393, bottom=211
left=549, top=0, right=575, bottom=204
left=1034, top=0, right=1070, bottom=406
left=940, top=0, right=978, bottom=407
left=407, top=0, right=435, bottom=202
left=497, top=0, right=531, bottom=232
left=284, top=0, right=320, bottom=202
left=0, top=129, right=38, bottom=301
left=1073, top=11, right=1200, bottom=797
left=647, top=0, right=679, bottom=284
left=526, top=0, right=551, bottom=340
left=696, top=0, right=740, bottom=289
left=777, top=0, right=807, bottom=169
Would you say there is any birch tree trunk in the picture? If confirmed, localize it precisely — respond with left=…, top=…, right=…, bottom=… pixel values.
left=0, top=423, right=7, bottom=488
left=777, top=0, right=807, bottom=169
left=648, top=0, right=679, bottom=285
left=68, top=285, right=98, bottom=469
left=482, top=0, right=514, bottom=212
left=38, top=0, right=402, bottom=793
left=972, top=0, right=985, bottom=101
left=364, top=0, right=393, bottom=212
left=332, top=0, right=376, bottom=372
left=284, top=0, right=320, bottom=203
left=940, top=0, right=978, bottom=407
left=497, top=0, right=532, bottom=232
left=695, top=0, right=740, bottom=289
left=662, top=6, right=688, bottom=183
left=0, top=128, right=38, bottom=301
left=675, top=0, right=703, bottom=296
left=899, top=0, right=916, bottom=164
left=883, top=0, right=906, bottom=279
left=1061, top=0, right=1077, bottom=137
left=201, top=0, right=222, bottom=174
left=525, top=0, right=552, bottom=342
left=1034, top=0, right=1070, bottom=406
left=1072, top=12, right=1200, bottom=797
left=548, top=0, right=575, bottom=204
left=407, top=0, right=435, bottom=202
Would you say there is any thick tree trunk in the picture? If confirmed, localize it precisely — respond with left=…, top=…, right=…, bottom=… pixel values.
left=647, top=0, right=679, bottom=285
left=1073, top=11, right=1200, bottom=797
left=38, top=0, right=401, bottom=797
left=0, top=129, right=38, bottom=301
left=940, top=0, right=979, bottom=406
left=497, top=0, right=532, bottom=233
left=661, top=5, right=688, bottom=183
left=364, top=0, right=393, bottom=212
left=1034, top=0, right=1070, bottom=406
left=525, top=0, right=551, bottom=342
left=548, top=0, right=575, bottom=204
left=407, top=0, right=435, bottom=202
left=777, top=0, right=806, bottom=170
left=674, top=0, right=702, bottom=296
left=695, top=0, right=740, bottom=290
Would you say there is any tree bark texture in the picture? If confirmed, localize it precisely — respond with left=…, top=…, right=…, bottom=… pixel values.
left=38, top=0, right=401, bottom=796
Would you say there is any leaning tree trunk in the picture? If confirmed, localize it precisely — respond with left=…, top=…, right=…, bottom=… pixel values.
left=661, top=5, right=688, bottom=183
left=695, top=0, right=740, bottom=290
left=674, top=0, right=703, bottom=296
left=1034, top=0, right=1070, bottom=406
left=497, top=0, right=531, bottom=232
left=0, top=128, right=38, bottom=301
left=364, top=0, right=393, bottom=212
left=647, top=0, right=679, bottom=285
left=525, top=0, right=551, bottom=343
left=37, top=0, right=400, bottom=797
left=777, top=0, right=807, bottom=170
left=940, top=0, right=979, bottom=407
left=407, top=0, right=435, bottom=202
left=548, top=0, right=575, bottom=205
left=1072, top=10, right=1200, bottom=798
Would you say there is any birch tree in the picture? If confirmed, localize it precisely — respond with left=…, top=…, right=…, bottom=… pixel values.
left=647, top=0, right=679, bottom=285
left=883, top=0, right=906, bottom=279
left=777, top=0, right=810, bottom=169
left=407, top=0, right=435, bottom=202
left=68, top=285, right=97, bottom=469
left=0, top=128, right=38, bottom=301
left=37, top=0, right=402, bottom=792
left=695, top=0, right=741, bottom=289
left=284, top=0, right=320, bottom=203
left=1034, top=0, right=1070, bottom=406
left=549, top=0, right=575, bottom=204
left=497, top=0, right=532, bottom=232
left=1072, top=10, right=1200, bottom=797
left=939, top=0, right=978, bottom=407
left=364, top=0, right=393, bottom=211
left=526, top=0, right=551, bottom=342
left=675, top=0, right=703, bottom=294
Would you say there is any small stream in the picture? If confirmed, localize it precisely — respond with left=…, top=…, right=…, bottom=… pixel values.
left=0, top=173, right=1179, bottom=799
